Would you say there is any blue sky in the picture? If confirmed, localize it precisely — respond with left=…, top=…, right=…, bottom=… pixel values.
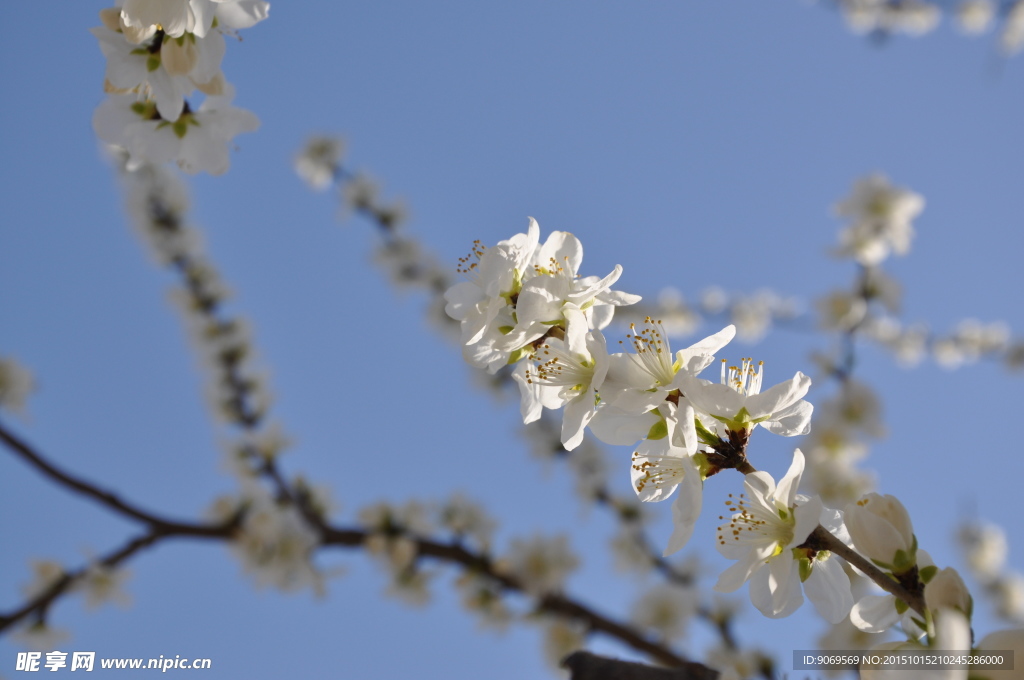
left=2, top=1, right=1023, bottom=678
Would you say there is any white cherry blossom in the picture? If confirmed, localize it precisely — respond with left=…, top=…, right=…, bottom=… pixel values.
left=834, top=174, right=924, bottom=266
left=626, top=401, right=704, bottom=555
left=680, top=358, right=813, bottom=437
left=92, top=25, right=226, bottom=121
left=120, top=0, right=268, bottom=39
left=444, top=219, right=540, bottom=369
left=860, top=609, right=971, bottom=680
left=512, top=321, right=609, bottom=451
left=94, top=89, right=259, bottom=175
left=497, top=229, right=639, bottom=352
left=713, top=450, right=826, bottom=619
left=591, top=322, right=736, bottom=455
left=844, top=492, right=916, bottom=573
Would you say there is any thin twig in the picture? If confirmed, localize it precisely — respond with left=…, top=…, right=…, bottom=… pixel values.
left=803, top=525, right=925, bottom=616
left=0, top=420, right=226, bottom=537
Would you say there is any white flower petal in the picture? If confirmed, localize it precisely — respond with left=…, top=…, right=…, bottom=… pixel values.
left=745, top=371, right=811, bottom=420
left=850, top=594, right=901, bottom=633
left=663, top=459, right=702, bottom=556
left=775, top=448, right=805, bottom=509
left=804, top=556, right=853, bottom=623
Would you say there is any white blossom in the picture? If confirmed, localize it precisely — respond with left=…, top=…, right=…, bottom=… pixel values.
left=924, top=567, right=972, bottom=618
left=437, top=494, right=495, bottom=549
left=990, top=572, right=1024, bottom=622
left=976, top=627, right=1024, bottom=679
left=499, top=534, right=579, bottom=596
left=11, top=622, right=70, bottom=652
left=713, top=450, right=835, bottom=620
left=119, top=0, right=269, bottom=40
left=681, top=358, right=813, bottom=437
left=844, top=492, right=916, bottom=573
left=859, top=609, right=970, bottom=680
left=21, top=561, right=65, bottom=600
left=93, top=89, right=259, bottom=175
left=540, top=618, right=587, bottom=669
left=956, top=0, right=996, bottom=33
left=834, top=174, right=924, bottom=266
left=295, top=136, right=344, bottom=190
left=1002, top=0, right=1024, bottom=54
left=78, top=564, right=132, bottom=610
left=817, top=290, right=868, bottom=332
left=631, top=583, right=699, bottom=640
left=0, top=356, right=34, bottom=415
left=92, top=24, right=226, bottom=122
left=230, top=486, right=325, bottom=595
left=841, top=0, right=941, bottom=37
left=591, top=322, right=737, bottom=456
left=497, top=230, right=640, bottom=353
left=512, top=326, right=609, bottom=451
left=957, top=521, right=1008, bottom=582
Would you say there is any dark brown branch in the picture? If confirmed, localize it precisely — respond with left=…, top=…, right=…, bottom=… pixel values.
left=0, top=420, right=227, bottom=537
left=0, top=523, right=232, bottom=634
left=0, top=422, right=704, bottom=670
left=801, top=525, right=925, bottom=616
left=318, top=525, right=707, bottom=670
left=563, top=651, right=718, bottom=680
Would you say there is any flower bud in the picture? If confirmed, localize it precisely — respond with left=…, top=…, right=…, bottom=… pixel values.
left=161, top=36, right=199, bottom=77
left=844, top=493, right=916, bottom=573
left=924, top=567, right=972, bottom=618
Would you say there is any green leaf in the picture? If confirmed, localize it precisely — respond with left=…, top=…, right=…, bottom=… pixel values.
left=918, top=565, right=938, bottom=584
left=894, top=598, right=909, bottom=615
left=507, top=346, right=531, bottom=365
left=646, top=418, right=668, bottom=441
left=798, top=557, right=812, bottom=583
left=146, top=55, right=161, bottom=72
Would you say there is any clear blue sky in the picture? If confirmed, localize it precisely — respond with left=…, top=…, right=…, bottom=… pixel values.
left=2, top=1, right=1023, bottom=678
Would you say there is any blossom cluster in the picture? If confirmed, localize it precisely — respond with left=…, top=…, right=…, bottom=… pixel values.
left=619, top=286, right=801, bottom=344
left=209, top=485, right=329, bottom=595
left=958, top=520, right=1024, bottom=623
left=442, top=220, right=1024, bottom=663
left=13, top=559, right=131, bottom=650
left=832, top=0, right=1024, bottom=55
left=92, top=0, right=268, bottom=174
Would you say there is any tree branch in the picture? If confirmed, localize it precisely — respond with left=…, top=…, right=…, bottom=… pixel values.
left=563, top=651, right=718, bottom=680
left=0, top=523, right=231, bottom=634
left=1, top=424, right=707, bottom=671
left=802, top=525, right=925, bottom=616
left=0, top=420, right=227, bottom=537
left=317, top=525, right=707, bottom=670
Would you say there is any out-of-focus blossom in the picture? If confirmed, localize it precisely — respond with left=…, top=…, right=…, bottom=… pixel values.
left=94, top=90, right=259, bottom=175
left=1002, top=0, right=1024, bottom=54
left=834, top=174, right=924, bottom=266
left=295, top=136, right=344, bottom=190
left=956, top=0, right=996, bottom=33
left=74, top=563, right=132, bottom=610
left=841, top=0, right=941, bottom=37
left=631, top=583, right=698, bottom=640
left=498, top=534, right=579, bottom=596
left=958, top=521, right=1008, bottom=582
left=0, top=357, right=34, bottom=415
